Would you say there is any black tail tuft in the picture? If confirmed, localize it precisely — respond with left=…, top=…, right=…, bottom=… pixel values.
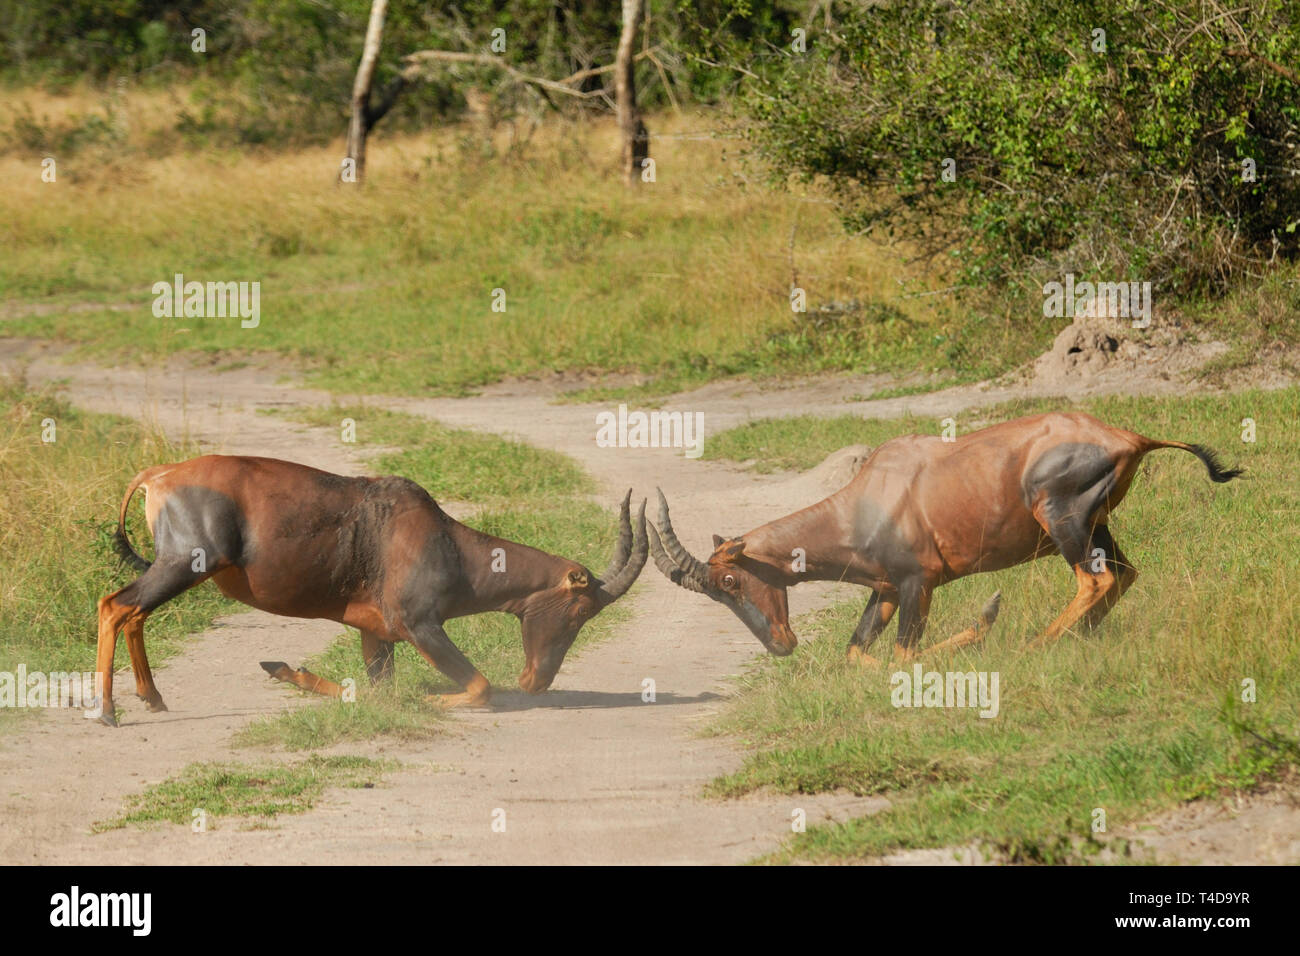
left=112, top=525, right=151, bottom=572
left=1184, top=443, right=1245, bottom=483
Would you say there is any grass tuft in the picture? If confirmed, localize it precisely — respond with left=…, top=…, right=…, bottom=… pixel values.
left=96, top=754, right=396, bottom=831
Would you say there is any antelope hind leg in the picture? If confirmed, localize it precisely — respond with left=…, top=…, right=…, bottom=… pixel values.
left=1080, top=528, right=1136, bottom=630
left=919, top=590, right=1001, bottom=659
left=1030, top=564, right=1117, bottom=648
left=123, top=616, right=167, bottom=712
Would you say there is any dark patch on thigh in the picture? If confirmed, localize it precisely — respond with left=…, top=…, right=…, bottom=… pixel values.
left=1022, top=443, right=1119, bottom=564
left=153, top=486, right=247, bottom=568
left=115, top=556, right=206, bottom=613
left=1022, top=443, right=1118, bottom=526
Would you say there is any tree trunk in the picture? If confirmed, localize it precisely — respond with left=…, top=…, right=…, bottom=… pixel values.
left=344, top=0, right=390, bottom=185
left=616, top=0, right=649, bottom=187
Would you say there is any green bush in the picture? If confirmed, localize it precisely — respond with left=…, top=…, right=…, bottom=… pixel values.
left=745, top=0, right=1300, bottom=297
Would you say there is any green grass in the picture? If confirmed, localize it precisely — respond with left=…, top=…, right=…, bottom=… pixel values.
left=703, top=412, right=943, bottom=473
left=96, top=754, right=396, bottom=831
left=702, top=387, right=1300, bottom=863
left=269, top=402, right=591, bottom=502
left=1184, top=269, right=1300, bottom=383
left=0, top=112, right=1049, bottom=399
left=0, top=379, right=232, bottom=727
left=844, top=379, right=957, bottom=404
left=4, top=94, right=1298, bottom=402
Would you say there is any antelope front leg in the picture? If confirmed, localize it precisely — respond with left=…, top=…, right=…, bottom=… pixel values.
left=260, top=662, right=349, bottom=697
left=407, top=621, right=492, bottom=708
left=847, top=590, right=897, bottom=669
left=892, top=580, right=933, bottom=663
left=261, top=630, right=396, bottom=697
left=362, top=629, right=396, bottom=684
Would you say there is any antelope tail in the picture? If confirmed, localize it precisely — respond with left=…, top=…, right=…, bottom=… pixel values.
left=112, top=468, right=156, bottom=572
left=1144, top=440, right=1244, bottom=484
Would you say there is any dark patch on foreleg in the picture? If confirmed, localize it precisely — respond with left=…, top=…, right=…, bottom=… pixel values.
left=893, top=578, right=933, bottom=660
left=847, top=590, right=898, bottom=668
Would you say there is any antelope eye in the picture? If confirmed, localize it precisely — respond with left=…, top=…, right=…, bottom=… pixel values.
left=722, top=574, right=737, bottom=589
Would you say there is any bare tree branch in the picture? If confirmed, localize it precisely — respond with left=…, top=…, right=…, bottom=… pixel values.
left=344, top=0, right=388, bottom=184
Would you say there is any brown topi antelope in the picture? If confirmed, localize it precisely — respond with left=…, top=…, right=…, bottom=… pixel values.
left=650, top=412, right=1242, bottom=664
left=95, top=455, right=647, bottom=726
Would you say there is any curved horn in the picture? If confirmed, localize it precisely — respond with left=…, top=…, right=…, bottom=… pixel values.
left=648, top=522, right=711, bottom=594
left=601, top=489, right=634, bottom=582
left=654, top=488, right=710, bottom=582
left=598, top=498, right=648, bottom=604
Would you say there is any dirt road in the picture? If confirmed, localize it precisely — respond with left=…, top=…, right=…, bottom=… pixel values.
left=1, top=338, right=1294, bottom=864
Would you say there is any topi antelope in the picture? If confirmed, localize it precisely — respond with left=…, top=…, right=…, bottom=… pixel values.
left=650, top=412, right=1242, bottom=664
left=95, top=456, right=647, bottom=726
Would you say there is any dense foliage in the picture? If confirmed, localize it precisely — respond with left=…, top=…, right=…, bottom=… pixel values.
left=1, top=1, right=802, bottom=141
left=744, top=0, right=1300, bottom=294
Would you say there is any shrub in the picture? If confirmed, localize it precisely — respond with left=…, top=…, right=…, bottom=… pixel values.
left=745, top=0, right=1300, bottom=297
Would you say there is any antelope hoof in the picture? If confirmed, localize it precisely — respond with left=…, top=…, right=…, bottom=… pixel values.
left=428, top=690, right=492, bottom=710
left=846, top=645, right=882, bottom=669
left=84, top=697, right=118, bottom=726
left=144, top=696, right=168, bottom=713
left=260, top=661, right=294, bottom=682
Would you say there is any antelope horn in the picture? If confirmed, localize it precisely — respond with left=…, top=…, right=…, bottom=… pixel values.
left=598, top=498, right=648, bottom=604
left=648, top=522, right=711, bottom=594
left=601, top=489, right=634, bottom=582
left=654, top=488, right=710, bottom=581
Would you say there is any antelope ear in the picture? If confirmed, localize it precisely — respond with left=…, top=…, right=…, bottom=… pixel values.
left=722, top=539, right=746, bottom=559
left=566, top=569, right=589, bottom=589
left=712, top=534, right=725, bottom=548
